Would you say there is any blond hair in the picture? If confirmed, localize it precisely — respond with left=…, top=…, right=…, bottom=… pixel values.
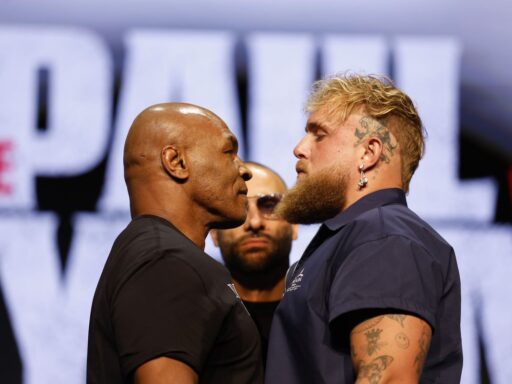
left=306, top=73, right=425, bottom=192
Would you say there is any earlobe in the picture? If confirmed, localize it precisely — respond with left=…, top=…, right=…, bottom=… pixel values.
left=361, top=138, right=383, bottom=169
left=161, top=145, right=189, bottom=181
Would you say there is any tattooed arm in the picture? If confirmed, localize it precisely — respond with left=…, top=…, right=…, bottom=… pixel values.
left=350, top=313, right=431, bottom=384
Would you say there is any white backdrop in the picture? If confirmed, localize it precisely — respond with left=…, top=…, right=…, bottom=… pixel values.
left=0, top=10, right=511, bottom=384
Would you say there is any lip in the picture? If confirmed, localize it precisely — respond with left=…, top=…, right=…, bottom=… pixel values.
left=295, top=162, right=307, bottom=176
left=239, top=238, right=269, bottom=248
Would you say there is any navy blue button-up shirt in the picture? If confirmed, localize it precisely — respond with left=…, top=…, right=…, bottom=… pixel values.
left=266, top=188, right=462, bottom=383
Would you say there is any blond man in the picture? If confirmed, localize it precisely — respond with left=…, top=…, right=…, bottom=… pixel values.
left=266, top=74, right=462, bottom=384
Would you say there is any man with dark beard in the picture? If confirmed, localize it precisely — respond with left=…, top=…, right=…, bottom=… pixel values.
left=211, top=162, right=297, bottom=368
left=265, top=74, right=462, bottom=384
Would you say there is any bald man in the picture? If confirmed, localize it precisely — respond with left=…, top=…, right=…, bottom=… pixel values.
left=87, top=103, right=263, bottom=384
left=211, top=163, right=298, bottom=367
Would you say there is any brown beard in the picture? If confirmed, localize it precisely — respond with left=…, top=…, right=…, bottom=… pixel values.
left=276, top=166, right=348, bottom=224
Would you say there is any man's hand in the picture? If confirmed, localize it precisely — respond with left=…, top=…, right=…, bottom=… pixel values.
left=134, top=357, right=198, bottom=384
left=350, top=314, right=431, bottom=383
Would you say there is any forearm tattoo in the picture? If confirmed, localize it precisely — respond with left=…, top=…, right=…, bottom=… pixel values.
left=394, top=332, right=410, bottom=349
left=352, top=316, right=384, bottom=334
left=355, top=117, right=397, bottom=163
left=352, top=314, right=406, bottom=334
left=365, top=328, right=386, bottom=356
left=414, top=324, right=431, bottom=375
left=352, top=315, right=430, bottom=382
left=356, top=355, right=394, bottom=384
left=387, top=314, right=406, bottom=327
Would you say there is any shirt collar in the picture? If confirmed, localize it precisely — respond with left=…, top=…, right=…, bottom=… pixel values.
left=323, top=188, right=407, bottom=231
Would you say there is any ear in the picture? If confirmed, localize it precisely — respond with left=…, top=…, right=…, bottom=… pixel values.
left=161, top=145, right=189, bottom=181
left=360, top=137, right=383, bottom=169
left=210, top=230, right=220, bottom=247
left=291, top=224, right=299, bottom=241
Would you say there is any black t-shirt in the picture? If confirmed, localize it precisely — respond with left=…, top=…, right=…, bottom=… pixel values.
left=243, top=300, right=279, bottom=369
left=87, top=215, right=263, bottom=384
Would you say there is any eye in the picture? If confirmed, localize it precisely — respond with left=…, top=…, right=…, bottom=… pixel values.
left=256, top=194, right=283, bottom=218
left=314, top=131, right=327, bottom=141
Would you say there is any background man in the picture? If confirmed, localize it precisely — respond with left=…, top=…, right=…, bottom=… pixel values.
left=87, top=103, right=263, bottom=384
left=211, top=162, right=297, bottom=366
left=266, top=74, right=462, bottom=383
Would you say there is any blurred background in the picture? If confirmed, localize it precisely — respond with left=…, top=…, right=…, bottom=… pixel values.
left=0, top=0, right=511, bottom=382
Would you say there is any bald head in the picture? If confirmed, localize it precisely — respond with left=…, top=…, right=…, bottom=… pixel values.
left=124, top=102, right=224, bottom=174
left=244, top=162, right=288, bottom=192
left=122, top=102, right=252, bottom=246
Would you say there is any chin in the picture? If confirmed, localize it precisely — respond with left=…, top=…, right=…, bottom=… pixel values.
left=242, top=255, right=269, bottom=268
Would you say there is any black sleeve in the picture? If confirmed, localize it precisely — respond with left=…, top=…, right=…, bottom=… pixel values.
left=111, top=253, right=223, bottom=377
left=328, top=235, right=443, bottom=331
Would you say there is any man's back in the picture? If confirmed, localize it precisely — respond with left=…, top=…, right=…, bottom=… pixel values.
left=87, top=215, right=263, bottom=383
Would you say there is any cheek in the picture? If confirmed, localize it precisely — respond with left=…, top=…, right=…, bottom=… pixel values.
left=310, top=142, right=339, bottom=167
left=221, top=161, right=240, bottom=186
left=221, top=227, right=245, bottom=243
left=318, top=139, right=357, bottom=167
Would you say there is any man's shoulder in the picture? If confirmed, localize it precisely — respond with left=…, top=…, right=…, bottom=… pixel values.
left=346, top=203, right=453, bottom=256
left=120, top=215, right=188, bottom=246
left=107, top=215, right=229, bottom=284
left=114, top=215, right=201, bottom=259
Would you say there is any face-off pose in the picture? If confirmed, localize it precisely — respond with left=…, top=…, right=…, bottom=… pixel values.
left=211, top=162, right=298, bottom=367
left=265, top=74, right=462, bottom=383
left=87, top=103, right=263, bottom=384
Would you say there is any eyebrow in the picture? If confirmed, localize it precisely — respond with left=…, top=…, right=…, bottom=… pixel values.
left=227, top=134, right=239, bottom=152
left=305, top=121, right=330, bottom=134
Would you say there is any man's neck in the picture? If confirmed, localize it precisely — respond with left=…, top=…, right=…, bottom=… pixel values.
left=233, top=278, right=285, bottom=303
left=129, top=185, right=210, bottom=249
left=343, top=181, right=403, bottom=212
left=131, top=207, right=208, bottom=250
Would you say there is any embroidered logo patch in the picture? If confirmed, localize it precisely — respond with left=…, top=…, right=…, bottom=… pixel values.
left=227, top=283, right=241, bottom=299
left=286, top=268, right=304, bottom=292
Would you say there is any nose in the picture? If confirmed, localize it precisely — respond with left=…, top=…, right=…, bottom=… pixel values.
left=293, top=135, right=309, bottom=159
left=238, top=158, right=252, bottom=181
left=243, top=201, right=265, bottom=232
